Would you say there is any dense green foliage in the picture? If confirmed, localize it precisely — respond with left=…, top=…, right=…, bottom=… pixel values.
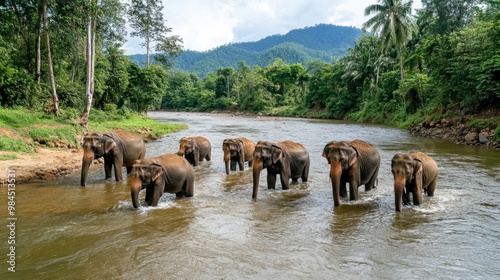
left=1, top=1, right=499, bottom=145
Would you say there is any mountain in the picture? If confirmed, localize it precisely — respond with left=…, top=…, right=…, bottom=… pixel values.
left=130, top=24, right=363, bottom=78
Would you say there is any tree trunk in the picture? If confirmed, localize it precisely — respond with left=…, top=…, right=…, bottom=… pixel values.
left=35, top=0, right=42, bottom=83
left=80, top=0, right=98, bottom=130
left=399, top=45, right=405, bottom=80
left=42, top=0, right=59, bottom=116
left=146, top=34, right=150, bottom=67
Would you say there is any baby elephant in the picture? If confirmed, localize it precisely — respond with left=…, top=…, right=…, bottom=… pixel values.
left=391, top=152, right=438, bottom=212
left=130, top=154, right=194, bottom=208
left=177, top=136, right=212, bottom=166
left=222, top=137, right=255, bottom=174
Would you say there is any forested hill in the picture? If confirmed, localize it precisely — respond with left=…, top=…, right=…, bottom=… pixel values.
left=130, top=24, right=363, bottom=77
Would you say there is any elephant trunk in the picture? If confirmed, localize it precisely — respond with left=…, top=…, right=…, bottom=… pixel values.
left=252, top=158, right=263, bottom=199
left=131, top=176, right=142, bottom=209
left=224, top=150, right=231, bottom=175
left=177, top=146, right=185, bottom=156
left=330, top=162, right=342, bottom=206
left=394, top=175, right=406, bottom=212
left=80, top=149, right=94, bottom=186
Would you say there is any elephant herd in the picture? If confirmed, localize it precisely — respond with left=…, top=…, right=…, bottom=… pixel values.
left=80, top=131, right=438, bottom=212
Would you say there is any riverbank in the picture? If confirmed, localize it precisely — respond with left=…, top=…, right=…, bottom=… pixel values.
left=210, top=109, right=500, bottom=150
left=0, top=108, right=187, bottom=184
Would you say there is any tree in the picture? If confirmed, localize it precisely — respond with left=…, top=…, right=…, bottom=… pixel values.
left=80, top=0, right=98, bottom=130
left=42, top=0, right=59, bottom=115
left=127, top=64, right=168, bottom=113
left=215, top=67, right=235, bottom=98
left=363, top=0, right=418, bottom=80
left=128, top=0, right=183, bottom=68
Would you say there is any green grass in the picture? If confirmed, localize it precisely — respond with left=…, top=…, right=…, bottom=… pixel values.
left=89, top=114, right=187, bottom=140
left=0, top=136, right=33, bottom=152
left=0, top=153, right=19, bottom=161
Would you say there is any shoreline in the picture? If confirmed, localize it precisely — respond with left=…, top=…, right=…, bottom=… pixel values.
left=1, top=111, right=498, bottom=184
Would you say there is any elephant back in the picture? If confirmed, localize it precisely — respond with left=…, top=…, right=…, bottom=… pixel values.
left=277, top=140, right=309, bottom=158
left=156, top=154, right=194, bottom=177
left=109, top=130, right=146, bottom=165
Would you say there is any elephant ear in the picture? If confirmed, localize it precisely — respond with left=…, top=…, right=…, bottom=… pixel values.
left=413, top=158, right=423, bottom=176
left=222, top=139, right=231, bottom=151
left=322, top=144, right=331, bottom=164
left=237, top=140, right=244, bottom=153
left=104, top=134, right=116, bottom=154
left=150, top=163, right=164, bottom=182
left=348, top=145, right=359, bottom=166
left=271, top=144, right=283, bottom=164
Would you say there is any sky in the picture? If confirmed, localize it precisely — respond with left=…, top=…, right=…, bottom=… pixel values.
left=123, top=0, right=422, bottom=55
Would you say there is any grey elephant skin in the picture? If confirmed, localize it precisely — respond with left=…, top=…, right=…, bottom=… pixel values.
left=81, top=131, right=146, bottom=186
left=252, top=140, right=310, bottom=198
left=322, top=139, right=380, bottom=206
left=222, top=137, right=255, bottom=174
left=177, top=136, right=212, bottom=166
left=391, top=152, right=438, bottom=212
left=130, top=154, right=195, bottom=208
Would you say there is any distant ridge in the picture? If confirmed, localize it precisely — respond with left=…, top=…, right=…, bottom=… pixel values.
left=130, top=24, right=363, bottom=78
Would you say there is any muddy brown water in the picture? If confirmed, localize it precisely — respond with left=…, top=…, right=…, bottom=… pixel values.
left=1, top=112, right=500, bottom=279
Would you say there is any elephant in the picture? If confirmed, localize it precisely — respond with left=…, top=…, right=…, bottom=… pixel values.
left=130, top=154, right=195, bottom=208
left=81, top=130, right=146, bottom=186
left=177, top=136, right=212, bottom=166
left=222, top=137, right=255, bottom=174
left=391, top=152, right=438, bottom=212
left=322, top=139, right=380, bottom=206
left=252, top=140, right=310, bottom=199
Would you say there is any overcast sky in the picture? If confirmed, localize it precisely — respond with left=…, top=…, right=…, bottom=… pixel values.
left=123, top=0, right=422, bottom=55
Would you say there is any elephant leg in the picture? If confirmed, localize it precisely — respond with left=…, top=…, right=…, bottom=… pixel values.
left=149, top=185, right=162, bottom=206
left=349, top=182, right=359, bottom=201
left=402, top=187, right=411, bottom=205
left=230, top=160, right=237, bottom=171
left=426, top=178, right=437, bottom=196
left=183, top=178, right=194, bottom=197
left=413, top=176, right=423, bottom=205
left=104, top=160, right=113, bottom=180
left=238, top=158, right=244, bottom=171
left=126, top=166, right=132, bottom=174
left=194, top=153, right=200, bottom=166
left=301, top=164, right=309, bottom=182
left=175, top=191, right=184, bottom=198
left=187, top=156, right=195, bottom=166
left=145, top=185, right=153, bottom=203
left=365, top=167, right=379, bottom=191
left=114, top=163, right=123, bottom=181
left=248, top=159, right=253, bottom=167
left=267, top=173, right=277, bottom=189
left=205, top=150, right=211, bottom=161
left=280, top=173, right=290, bottom=190
left=112, top=154, right=124, bottom=181
left=340, top=181, right=348, bottom=198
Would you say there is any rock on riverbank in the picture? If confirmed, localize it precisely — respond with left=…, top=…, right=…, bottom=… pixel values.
left=409, top=118, right=499, bottom=149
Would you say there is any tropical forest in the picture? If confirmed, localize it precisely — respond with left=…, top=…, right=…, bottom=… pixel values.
left=0, top=0, right=499, bottom=155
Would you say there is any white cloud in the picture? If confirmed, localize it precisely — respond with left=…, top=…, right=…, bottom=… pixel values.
left=123, top=0, right=421, bottom=54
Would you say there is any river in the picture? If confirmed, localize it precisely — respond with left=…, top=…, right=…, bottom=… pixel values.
left=1, top=111, right=500, bottom=279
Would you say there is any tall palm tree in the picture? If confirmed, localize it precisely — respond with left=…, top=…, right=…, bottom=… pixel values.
left=363, top=0, right=418, bottom=80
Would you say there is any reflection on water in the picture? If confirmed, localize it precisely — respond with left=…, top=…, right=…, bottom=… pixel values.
left=1, top=112, right=499, bottom=279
